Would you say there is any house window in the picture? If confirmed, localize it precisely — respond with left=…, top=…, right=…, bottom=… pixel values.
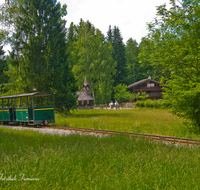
left=87, top=100, right=89, bottom=105
left=147, top=83, right=155, bottom=88
left=82, top=101, right=84, bottom=105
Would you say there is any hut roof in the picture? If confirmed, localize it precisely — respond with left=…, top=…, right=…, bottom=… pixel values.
left=76, top=91, right=94, bottom=101
left=127, top=78, right=160, bottom=89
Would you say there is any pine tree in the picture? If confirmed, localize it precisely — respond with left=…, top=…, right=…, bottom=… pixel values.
left=125, top=37, right=160, bottom=84
left=106, top=26, right=127, bottom=86
left=107, top=25, right=112, bottom=42
left=6, top=0, right=77, bottom=111
left=125, top=38, right=139, bottom=84
left=66, top=22, right=78, bottom=70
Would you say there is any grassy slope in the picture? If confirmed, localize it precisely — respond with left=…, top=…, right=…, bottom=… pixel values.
left=1, top=128, right=200, bottom=189
left=54, top=108, right=198, bottom=139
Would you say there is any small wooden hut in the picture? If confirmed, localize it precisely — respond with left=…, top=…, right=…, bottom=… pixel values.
left=76, top=76, right=94, bottom=109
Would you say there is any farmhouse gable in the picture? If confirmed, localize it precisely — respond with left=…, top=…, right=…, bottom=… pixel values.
left=127, top=76, right=163, bottom=100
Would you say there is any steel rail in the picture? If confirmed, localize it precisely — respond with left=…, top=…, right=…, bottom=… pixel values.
left=1, top=123, right=200, bottom=145
left=42, top=126, right=200, bottom=146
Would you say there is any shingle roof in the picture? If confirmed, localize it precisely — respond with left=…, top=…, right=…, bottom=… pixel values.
left=76, top=91, right=94, bottom=101
left=127, top=78, right=160, bottom=89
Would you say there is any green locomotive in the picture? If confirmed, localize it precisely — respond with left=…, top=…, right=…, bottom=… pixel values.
left=0, top=92, right=55, bottom=126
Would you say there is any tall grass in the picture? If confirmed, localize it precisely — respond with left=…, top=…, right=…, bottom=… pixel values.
left=1, top=128, right=200, bottom=189
left=53, top=109, right=199, bottom=139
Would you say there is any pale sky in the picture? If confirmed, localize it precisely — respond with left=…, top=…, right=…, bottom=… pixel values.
left=61, top=0, right=171, bottom=43
left=0, top=0, right=171, bottom=44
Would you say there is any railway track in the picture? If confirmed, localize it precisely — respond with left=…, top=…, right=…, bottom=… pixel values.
left=42, top=125, right=200, bottom=146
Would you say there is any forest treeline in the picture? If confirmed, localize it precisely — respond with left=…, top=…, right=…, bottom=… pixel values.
left=0, top=0, right=200, bottom=129
left=0, top=0, right=159, bottom=107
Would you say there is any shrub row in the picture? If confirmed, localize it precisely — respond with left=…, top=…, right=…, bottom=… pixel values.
left=135, top=99, right=171, bottom=108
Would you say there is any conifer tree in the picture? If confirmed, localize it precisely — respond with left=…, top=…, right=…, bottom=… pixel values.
left=5, top=0, right=77, bottom=111
left=66, top=22, right=78, bottom=70
left=107, top=26, right=127, bottom=86
left=125, top=38, right=139, bottom=84
left=107, top=25, right=112, bottom=42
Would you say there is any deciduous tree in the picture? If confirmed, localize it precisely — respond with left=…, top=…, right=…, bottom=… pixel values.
left=71, top=20, right=116, bottom=104
left=139, top=0, right=200, bottom=129
left=0, top=45, right=8, bottom=94
left=114, top=83, right=135, bottom=102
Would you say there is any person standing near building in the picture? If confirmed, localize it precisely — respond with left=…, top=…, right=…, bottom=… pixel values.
left=109, top=101, right=113, bottom=109
left=115, top=101, right=118, bottom=109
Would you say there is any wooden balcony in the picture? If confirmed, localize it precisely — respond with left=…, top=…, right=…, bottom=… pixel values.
left=133, top=87, right=162, bottom=92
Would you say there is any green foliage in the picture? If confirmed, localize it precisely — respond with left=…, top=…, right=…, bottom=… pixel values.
left=68, top=20, right=116, bottom=104
left=114, top=84, right=135, bottom=102
left=144, top=99, right=154, bottom=108
left=135, top=91, right=149, bottom=100
left=125, top=38, right=160, bottom=84
left=66, top=22, right=77, bottom=70
left=0, top=46, right=8, bottom=94
left=125, top=37, right=163, bottom=85
left=2, top=0, right=78, bottom=111
left=164, top=77, right=200, bottom=127
left=135, top=99, right=171, bottom=108
left=139, top=0, right=200, bottom=128
left=138, top=38, right=169, bottom=81
left=107, top=26, right=127, bottom=86
left=125, top=38, right=139, bottom=84
left=135, top=100, right=145, bottom=107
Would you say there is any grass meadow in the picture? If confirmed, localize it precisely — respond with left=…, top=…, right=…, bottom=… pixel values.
left=1, top=127, right=200, bottom=189
left=53, top=108, right=200, bottom=139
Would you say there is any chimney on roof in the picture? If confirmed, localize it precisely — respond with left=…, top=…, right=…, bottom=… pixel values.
left=148, top=76, right=151, bottom=80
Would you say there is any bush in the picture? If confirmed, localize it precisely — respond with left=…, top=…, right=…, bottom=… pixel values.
left=144, top=99, right=154, bottom=108
left=158, top=99, right=172, bottom=108
left=135, top=100, right=145, bottom=107
left=135, top=99, right=171, bottom=108
left=152, top=100, right=159, bottom=108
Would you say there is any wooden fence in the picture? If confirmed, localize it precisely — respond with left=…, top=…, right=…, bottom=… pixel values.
left=77, top=103, right=135, bottom=110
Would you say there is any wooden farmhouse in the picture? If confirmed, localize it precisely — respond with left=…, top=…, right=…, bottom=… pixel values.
left=76, top=76, right=94, bottom=109
left=127, top=76, right=163, bottom=101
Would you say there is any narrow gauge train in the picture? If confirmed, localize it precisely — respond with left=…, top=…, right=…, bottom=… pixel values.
left=0, top=92, right=55, bottom=126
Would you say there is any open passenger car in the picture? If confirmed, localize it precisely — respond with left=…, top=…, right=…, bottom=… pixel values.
left=0, top=92, right=55, bottom=126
